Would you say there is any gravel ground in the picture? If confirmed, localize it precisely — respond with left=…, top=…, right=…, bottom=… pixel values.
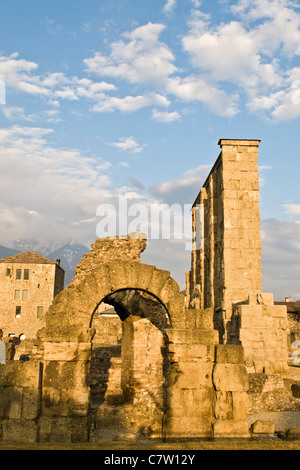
left=247, top=411, right=300, bottom=432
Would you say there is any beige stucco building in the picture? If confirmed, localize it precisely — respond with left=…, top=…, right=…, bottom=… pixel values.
left=0, top=251, right=64, bottom=341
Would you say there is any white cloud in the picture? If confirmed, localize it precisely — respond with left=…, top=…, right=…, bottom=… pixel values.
left=283, top=204, right=300, bottom=217
left=163, top=0, right=177, bottom=14
left=109, top=137, right=146, bottom=153
left=84, top=21, right=239, bottom=117
left=181, top=0, right=300, bottom=119
left=152, top=108, right=181, bottom=122
left=0, top=126, right=113, bottom=246
left=261, top=218, right=300, bottom=300
left=91, top=91, right=170, bottom=113
left=0, top=52, right=117, bottom=111
left=150, top=164, right=211, bottom=205
left=84, top=23, right=177, bottom=86
left=167, top=75, right=239, bottom=117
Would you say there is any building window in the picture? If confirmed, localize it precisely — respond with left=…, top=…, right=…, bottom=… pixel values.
left=37, top=306, right=44, bottom=318
left=22, top=290, right=28, bottom=300
left=6, top=268, right=11, bottom=276
left=15, top=306, right=21, bottom=318
left=14, top=290, right=21, bottom=300
left=16, top=269, right=21, bottom=280
left=24, top=269, right=29, bottom=280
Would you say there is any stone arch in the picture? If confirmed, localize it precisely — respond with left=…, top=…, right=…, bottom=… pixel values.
left=38, top=259, right=185, bottom=441
left=43, top=260, right=185, bottom=338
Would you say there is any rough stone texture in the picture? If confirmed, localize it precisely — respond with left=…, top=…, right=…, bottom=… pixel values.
left=0, top=361, right=42, bottom=443
left=74, top=233, right=147, bottom=282
left=228, top=295, right=289, bottom=375
left=250, top=420, right=275, bottom=435
left=0, top=252, right=64, bottom=341
left=248, top=373, right=300, bottom=413
left=187, top=140, right=262, bottom=320
left=2, top=138, right=294, bottom=443
left=187, top=139, right=289, bottom=377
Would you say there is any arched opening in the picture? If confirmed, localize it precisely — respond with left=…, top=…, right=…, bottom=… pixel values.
left=87, top=288, right=171, bottom=441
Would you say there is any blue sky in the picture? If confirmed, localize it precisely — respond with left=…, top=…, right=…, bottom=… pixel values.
left=0, top=0, right=300, bottom=298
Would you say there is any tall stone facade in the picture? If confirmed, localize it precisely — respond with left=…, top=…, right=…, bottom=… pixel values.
left=187, top=139, right=262, bottom=317
left=0, top=251, right=64, bottom=341
left=0, top=139, right=292, bottom=444
left=187, top=139, right=289, bottom=375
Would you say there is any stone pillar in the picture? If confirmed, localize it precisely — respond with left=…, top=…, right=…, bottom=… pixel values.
left=220, top=139, right=262, bottom=317
left=38, top=328, right=94, bottom=443
left=212, top=345, right=250, bottom=438
left=121, top=316, right=165, bottom=410
left=189, top=139, right=262, bottom=343
left=0, top=361, right=42, bottom=443
left=163, top=328, right=218, bottom=439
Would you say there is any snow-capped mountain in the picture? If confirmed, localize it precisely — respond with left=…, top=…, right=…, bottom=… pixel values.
left=47, top=241, right=90, bottom=286
left=10, top=239, right=90, bottom=286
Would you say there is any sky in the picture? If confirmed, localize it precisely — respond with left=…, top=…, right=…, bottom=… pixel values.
left=0, top=0, right=300, bottom=299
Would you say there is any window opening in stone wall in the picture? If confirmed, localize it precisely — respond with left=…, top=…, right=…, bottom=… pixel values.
left=22, top=290, right=28, bottom=300
left=24, top=269, right=29, bottom=280
left=37, top=306, right=43, bottom=318
left=87, top=288, right=171, bottom=442
left=14, top=290, right=21, bottom=300
left=15, top=306, right=21, bottom=318
left=16, top=269, right=21, bottom=280
left=6, top=268, right=11, bottom=276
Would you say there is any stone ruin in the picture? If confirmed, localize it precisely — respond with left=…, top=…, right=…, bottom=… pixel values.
left=0, top=138, right=296, bottom=444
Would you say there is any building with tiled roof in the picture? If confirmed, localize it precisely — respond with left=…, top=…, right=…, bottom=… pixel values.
left=0, top=251, right=64, bottom=342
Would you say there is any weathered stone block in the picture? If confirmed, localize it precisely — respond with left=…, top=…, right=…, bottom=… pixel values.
left=168, top=343, right=214, bottom=363
left=41, top=386, right=67, bottom=417
left=43, top=342, right=91, bottom=362
left=232, top=391, right=250, bottom=420
left=213, top=420, right=250, bottom=438
left=176, top=362, right=214, bottom=389
left=43, top=361, right=88, bottom=389
left=167, top=386, right=214, bottom=418
left=22, top=388, right=41, bottom=420
left=0, top=361, right=42, bottom=389
left=167, top=329, right=219, bottom=346
left=38, top=416, right=89, bottom=443
left=215, top=344, right=245, bottom=364
left=213, top=364, right=249, bottom=392
left=164, top=416, right=213, bottom=439
left=250, top=420, right=275, bottom=435
left=61, top=387, right=90, bottom=417
left=215, top=391, right=233, bottom=420
left=0, top=387, right=22, bottom=419
left=2, top=419, right=38, bottom=443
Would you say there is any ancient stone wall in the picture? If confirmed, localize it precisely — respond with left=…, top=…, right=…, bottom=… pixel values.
left=187, top=139, right=289, bottom=376
left=188, top=139, right=262, bottom=323
left=164, top=332, right=250, bottom=439
left=0, top=361, right=42, bottom=443
left=228, top=294, right=289, bottom=375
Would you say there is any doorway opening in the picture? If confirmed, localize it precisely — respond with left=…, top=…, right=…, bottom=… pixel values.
left=87, top=288, right=171, bottom=441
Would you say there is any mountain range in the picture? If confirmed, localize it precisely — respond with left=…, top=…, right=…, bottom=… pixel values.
left=0, top=239, right=90, bottom=286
